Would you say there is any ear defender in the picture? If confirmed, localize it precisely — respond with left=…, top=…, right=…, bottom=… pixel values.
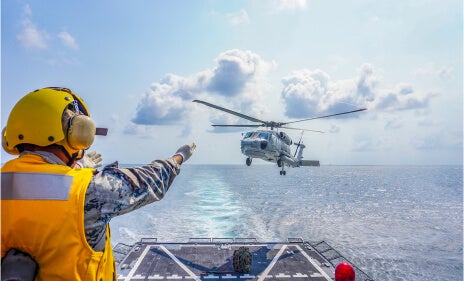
left=67, top=115, right=96, bottom=150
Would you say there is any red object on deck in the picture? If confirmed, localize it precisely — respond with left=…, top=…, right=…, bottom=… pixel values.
left=335, top=262, right=356, bottom=281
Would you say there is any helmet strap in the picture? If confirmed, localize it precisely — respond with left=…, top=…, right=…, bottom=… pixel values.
left=63, top=147, right=84, bottom=167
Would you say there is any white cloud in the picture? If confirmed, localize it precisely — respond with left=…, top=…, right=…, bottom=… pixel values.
left=280, top=69, right=330, bottom=118
left=132, top=55, right=441, bottom=138
left=355, top=63, right=380, bottom=102
left=281, top=63, right=440, bottom=119
left=17, top=18, right=48, bottom=49
left=415, top=63, right=454, bottom=79
left=272, top=0, right=308, bottom=12
left=132, top=82, right=190, bottom=126
left=372, top=89, right=438, bottom=112
left=58, top=31, right=79, bottom=50
left=16, top=4, right=79, bottom=52
left=208, top=49, right=275, bottom=97
left=395, top=83, right=413, bottom=95
left=132, top=49, right=276, bottom=129
left=226, top=9, right=250, bottom=26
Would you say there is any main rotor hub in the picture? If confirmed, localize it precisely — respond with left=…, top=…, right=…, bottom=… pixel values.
left=265, top=121, right=282, bottom=130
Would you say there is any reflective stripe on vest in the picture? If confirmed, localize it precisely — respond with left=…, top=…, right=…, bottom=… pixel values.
left=1, top=172, right=72, bottom=200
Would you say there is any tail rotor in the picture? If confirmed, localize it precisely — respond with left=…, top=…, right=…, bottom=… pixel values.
left=294, top=131, right=304, bottom=158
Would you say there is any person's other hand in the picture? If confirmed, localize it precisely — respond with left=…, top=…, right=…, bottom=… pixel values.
left=77, top=151, right=103, bottom=169
left=174, top=143, right=196, bottom=163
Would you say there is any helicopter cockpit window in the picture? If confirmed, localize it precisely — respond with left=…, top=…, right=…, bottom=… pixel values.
left=257, top=132, right=269, bottom=140
left=244, top=132, right=253, bottom=139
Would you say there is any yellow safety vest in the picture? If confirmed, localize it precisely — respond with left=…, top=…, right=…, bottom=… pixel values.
left=1, top=154, right=116, bottom=280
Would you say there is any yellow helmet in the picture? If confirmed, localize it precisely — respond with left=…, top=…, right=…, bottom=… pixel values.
left=3, top=87, right=104, bottom=156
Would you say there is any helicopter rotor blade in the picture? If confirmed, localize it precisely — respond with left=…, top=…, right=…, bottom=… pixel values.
left=212, top=124, right=262, bottom=128
left=193, top=100, right=265, bottom=124
left=280, top=126, right=324, bottom=133
left=283, top=108, right=367, bottom=125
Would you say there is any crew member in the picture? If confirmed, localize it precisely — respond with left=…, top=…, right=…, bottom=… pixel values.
left=1, top=87, right=195, bottom=280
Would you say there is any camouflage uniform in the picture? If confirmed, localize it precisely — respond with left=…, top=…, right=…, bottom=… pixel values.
left=24, top=150, right=180, bottom=251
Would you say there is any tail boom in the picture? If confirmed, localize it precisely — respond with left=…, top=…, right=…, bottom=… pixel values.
left=300, top=160, right=320, bottom=167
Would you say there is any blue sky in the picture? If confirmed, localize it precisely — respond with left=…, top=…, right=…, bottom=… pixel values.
left=1, top=0, right=462, bottom=165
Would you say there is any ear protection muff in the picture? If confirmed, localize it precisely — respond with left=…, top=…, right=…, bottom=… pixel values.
left=67, top=115, right=96, bottom=150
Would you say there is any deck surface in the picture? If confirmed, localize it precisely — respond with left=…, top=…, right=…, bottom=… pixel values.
left=115, top=239, right=336, bottom=281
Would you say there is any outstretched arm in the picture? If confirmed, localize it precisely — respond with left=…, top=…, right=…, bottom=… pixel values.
left=84, top=143, right=195, bottom=251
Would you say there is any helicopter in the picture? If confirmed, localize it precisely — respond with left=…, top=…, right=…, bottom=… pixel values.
left=193, top=99, right=366, bottom=175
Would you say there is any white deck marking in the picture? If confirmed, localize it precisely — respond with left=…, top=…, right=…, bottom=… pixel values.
left=159, top=245, right=201, bottom=281
left=274, top=273, right=291, bottom=278
left=293, top=273, right=309, bottom=278
left=294, top=245, right=332, bottom=280
left=257, top=244, right=287, bottom=281
left=124, top=245, right=151, bottom=281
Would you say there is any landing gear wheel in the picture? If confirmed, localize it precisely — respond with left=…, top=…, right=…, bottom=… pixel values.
left=280, top=170, right=286, bottom=176
left=233, top=247, right=252, bottom=273
left=246, top=157, right=252, bottom=166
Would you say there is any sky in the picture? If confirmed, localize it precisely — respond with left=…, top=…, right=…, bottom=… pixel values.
left=1, top=0, right=462, bottom=165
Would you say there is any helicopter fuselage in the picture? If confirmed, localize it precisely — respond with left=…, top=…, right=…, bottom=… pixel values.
left=241, top=130, right=296, bottom=165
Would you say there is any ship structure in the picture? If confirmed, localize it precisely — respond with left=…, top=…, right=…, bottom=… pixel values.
left=114, top=237, right=374, bottom=281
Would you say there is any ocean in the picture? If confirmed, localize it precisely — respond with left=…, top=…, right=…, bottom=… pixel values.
left=110, top=165, right=463, bottom=281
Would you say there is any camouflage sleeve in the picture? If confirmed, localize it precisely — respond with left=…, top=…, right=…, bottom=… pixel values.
left=84, top=158, right=180, bottom=251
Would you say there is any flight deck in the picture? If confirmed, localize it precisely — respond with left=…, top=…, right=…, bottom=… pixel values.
left=113, top=238, right=374, bottom=281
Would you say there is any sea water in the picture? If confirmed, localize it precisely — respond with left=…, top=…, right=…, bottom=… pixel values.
left=110, top=165, right=463, bottom=281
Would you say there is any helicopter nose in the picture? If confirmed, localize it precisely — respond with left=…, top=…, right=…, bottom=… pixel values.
left=260, top=141, right=268, bottom=149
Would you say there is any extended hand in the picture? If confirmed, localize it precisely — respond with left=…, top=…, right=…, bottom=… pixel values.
left=77, top=151, right=103, bottom=169
left=174, top=143, right=196, bottom=163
